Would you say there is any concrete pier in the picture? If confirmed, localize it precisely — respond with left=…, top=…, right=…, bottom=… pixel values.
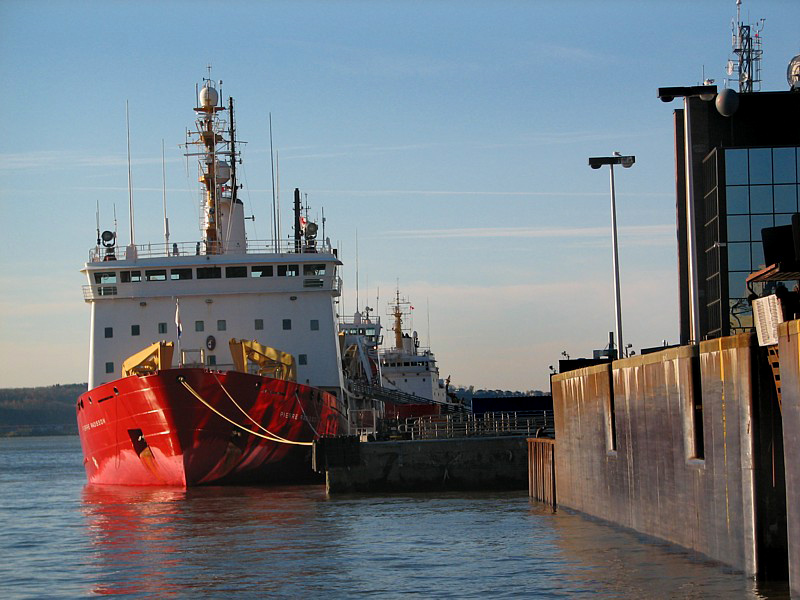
left=550, top=330, right=794, bottom=589
left=320, top=436, right=529, bottom=494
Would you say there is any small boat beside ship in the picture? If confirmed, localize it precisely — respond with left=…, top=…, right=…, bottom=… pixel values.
left=77, top=76, right=348, bottom=486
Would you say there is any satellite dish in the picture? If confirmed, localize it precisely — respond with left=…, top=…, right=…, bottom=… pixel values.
left=788, top=54, right=800, bottom=90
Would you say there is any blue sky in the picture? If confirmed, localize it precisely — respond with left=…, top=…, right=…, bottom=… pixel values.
left=1, top=0, right=799, bottom=391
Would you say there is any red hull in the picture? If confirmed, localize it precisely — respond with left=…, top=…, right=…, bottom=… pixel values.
left=76, top=369, right=348, bottom=486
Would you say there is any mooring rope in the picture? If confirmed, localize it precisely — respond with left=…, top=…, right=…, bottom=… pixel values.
left=178, top=377, right=313, bottom=446
left=211, top=373, right=301, bottom=445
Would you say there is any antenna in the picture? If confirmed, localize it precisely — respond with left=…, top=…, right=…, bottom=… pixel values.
left=269, top=113, right=277, bottom=251
left=728, top=0, right=764, bottom=92
left=162, top=139, right=169, bottom=247
left=276, top=150, right=281, bottom=246
left=355, top=229, right=360, bottom=313
left=126, top=101, right=135, bottom=245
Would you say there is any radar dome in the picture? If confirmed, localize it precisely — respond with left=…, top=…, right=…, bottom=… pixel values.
left=788, top=54, right=800, bottom=90
left=715, top=88, right=739, bottom=117
left=199, top=85, right=218, bottom=109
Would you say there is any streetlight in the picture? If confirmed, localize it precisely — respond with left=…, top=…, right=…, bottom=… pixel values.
left=589, top=153, right=635, bottom=359
left=657, top=84, right=717, bottom=344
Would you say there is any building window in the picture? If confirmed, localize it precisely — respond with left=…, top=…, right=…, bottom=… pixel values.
left=131, top=324, right=140, bottom=336
left=170, top=268, right=193, bottom=280
left=255, top=319, right=264, bottom=330
left=158, top=322, right=167, bottom=334
left=105, top=362, right=114, bottom=374
left=217, top=319, right=226, bottom=331
left=226, top=266, right=247, bottom=278
left=298, top=354, right=308, bottom=365
left=195, top=320, right=204, bottom=332
left=251, top=265, right=273, bottom=278
left=197, top=267, right=222, bottom=279
left=282, top=319, right=292, bottom=330
left=310, top=319, right=319, bottom=331
left=104, top=327, right=113, bottom=338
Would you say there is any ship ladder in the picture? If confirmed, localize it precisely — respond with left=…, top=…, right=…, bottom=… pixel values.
left=178, top=377, right=312, bottom=446
left=767, top=345, right=783, bottom=413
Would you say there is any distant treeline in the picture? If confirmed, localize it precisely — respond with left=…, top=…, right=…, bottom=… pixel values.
left=0, top=383, right=85, bottom=437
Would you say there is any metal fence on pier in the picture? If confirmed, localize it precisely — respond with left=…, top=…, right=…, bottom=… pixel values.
left=403, top=410, right=553, bottom=440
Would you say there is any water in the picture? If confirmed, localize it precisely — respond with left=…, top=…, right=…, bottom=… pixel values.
left=0, top=436, right=790, bottom=598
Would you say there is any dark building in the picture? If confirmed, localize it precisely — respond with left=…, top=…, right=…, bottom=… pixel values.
left=671, top=90, right=800, bottom=343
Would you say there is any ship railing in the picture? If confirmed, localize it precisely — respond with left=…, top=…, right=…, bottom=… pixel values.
left=404, top=410, right=554, bottom=441
left=88, top=238, right=335, bottom=262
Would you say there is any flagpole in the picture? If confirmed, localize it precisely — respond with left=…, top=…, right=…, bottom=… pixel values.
left=175, top=298, right=183, bottom=367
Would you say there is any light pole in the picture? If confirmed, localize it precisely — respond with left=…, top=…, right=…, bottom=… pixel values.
left=589, top=153, right=635, bottom=359
left=658, top=85, right=717, bottom=344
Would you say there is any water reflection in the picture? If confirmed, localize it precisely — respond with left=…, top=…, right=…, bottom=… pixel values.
left=79, top=485, right=791, bottom=598
left=81, top=484, right=339, bottom=596
left=536, top=503, right=790, bottom=599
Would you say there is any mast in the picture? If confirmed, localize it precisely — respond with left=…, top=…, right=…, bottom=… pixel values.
left=294, top=187, right=302, bottom=253
left=229, top=97, right=238, bottom=207
left=393, top=289, right=403, bottom=349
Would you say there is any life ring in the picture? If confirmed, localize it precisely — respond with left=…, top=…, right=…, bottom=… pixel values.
left=206, top=335, right=216, bottom=351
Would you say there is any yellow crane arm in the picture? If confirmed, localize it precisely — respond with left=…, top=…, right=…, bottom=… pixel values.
left=228, top=338, right=296, bottom=382
left=122, top=341, right=174, bottom=377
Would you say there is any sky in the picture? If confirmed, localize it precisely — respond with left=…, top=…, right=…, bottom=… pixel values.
left=1, top=0, right=799, bottom=393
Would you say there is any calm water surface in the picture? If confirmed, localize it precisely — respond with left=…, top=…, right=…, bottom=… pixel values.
left=0, top=436, right=790, bottom=598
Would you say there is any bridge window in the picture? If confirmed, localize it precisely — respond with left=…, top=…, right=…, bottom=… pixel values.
left=104, top=327, right=113, bottom=338
left=226, top=266, right=247, bottom=278
left=171, top=268, right=193, bottom=280
left=282, top=319, right=292, bottom=330
left=145, top=269, right=167, bottom=281
left=197, top=267, right=222, bottom=279
left=208, top=355, right=217, bottom=366
left=278, top=265, right=299, bottom=277
left=255, top=319, right=264, bottom=330
left=251, top=265, right=273, bottom=277
left=158, top=322, right=167, bottom=334
left=121, top=270, right=142, bottom=283
left=105, top=362, right=114, bottom=374
left=303, top=264, right=326, bottom=276
left=94, top=272, right=117, bottom=284
left=195, top=320, right=204, bottom=332
left=131, top=324, right=140, bottom=336
left=298, top=354, right=308, bottom=365
left=217, top=320, right=226, bottom=331
left=310, top=319, right=319, bottom=331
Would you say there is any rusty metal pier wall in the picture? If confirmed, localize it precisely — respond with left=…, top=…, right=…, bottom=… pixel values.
left=551, top=334, right=761, bottom=575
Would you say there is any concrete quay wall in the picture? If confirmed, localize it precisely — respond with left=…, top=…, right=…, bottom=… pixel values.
left=551, top=334, right=759, bottom=575
left=778, top=320, right=800, bottom=595
left=325, top=436, right=529, bottom=494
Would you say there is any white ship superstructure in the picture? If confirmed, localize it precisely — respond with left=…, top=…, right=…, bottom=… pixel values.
left=379, top=292, right=447, bottom=404
left=81, top=78, right=344, bottom=398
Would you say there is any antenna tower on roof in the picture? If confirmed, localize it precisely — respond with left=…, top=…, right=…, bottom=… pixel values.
left=726, top=0, right=764, bottom=93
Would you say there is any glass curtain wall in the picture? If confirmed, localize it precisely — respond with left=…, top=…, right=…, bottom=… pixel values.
left=724, top=147, right=800, bottom=335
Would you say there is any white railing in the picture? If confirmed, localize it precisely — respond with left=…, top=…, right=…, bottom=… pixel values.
left=89, top=238, right=335, bottom=262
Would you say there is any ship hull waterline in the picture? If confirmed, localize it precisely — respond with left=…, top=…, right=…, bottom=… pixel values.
left=77, top=368, right=347, bottom=486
